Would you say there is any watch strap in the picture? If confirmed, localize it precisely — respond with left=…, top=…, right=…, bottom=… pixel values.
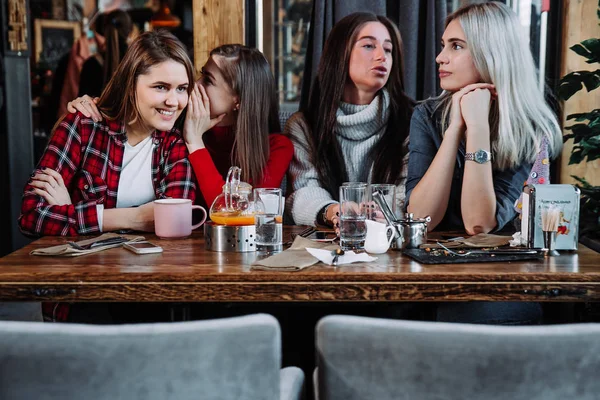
left=317, top=204, right=334, bottom=227
left=465, top=149, right=492, bottom=163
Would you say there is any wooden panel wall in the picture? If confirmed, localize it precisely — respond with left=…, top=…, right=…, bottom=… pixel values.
left=262, top=0, right=274, bottom=70
left=192, top=0, right=245, bottom=74
left=559, top=0, right=600, bottom=185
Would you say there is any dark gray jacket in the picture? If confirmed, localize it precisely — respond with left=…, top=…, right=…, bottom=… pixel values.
left=405, top=101, right=530, bottom=232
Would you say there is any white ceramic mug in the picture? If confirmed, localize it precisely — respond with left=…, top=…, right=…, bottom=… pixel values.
left=364, top=219, right=395, bottom=254
left=154, top=198, right=206, bottom=239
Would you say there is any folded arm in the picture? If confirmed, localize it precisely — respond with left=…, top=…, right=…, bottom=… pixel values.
left=19, top=113, right=101, bottom=236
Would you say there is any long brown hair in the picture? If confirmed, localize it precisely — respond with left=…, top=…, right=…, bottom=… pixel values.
left=210, top=44, right=280, bottom=184
left=98, top=30, right=195, bottom=128
left=102, top=9, right=133, bottom=89
left=301, top=12, right=414, bottom=199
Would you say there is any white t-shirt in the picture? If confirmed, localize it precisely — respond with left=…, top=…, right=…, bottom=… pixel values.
left=97, top=136, right=156, bottom=230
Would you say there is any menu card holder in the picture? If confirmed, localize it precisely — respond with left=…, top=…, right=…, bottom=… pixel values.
left=521, top=184, right=580, bottom=250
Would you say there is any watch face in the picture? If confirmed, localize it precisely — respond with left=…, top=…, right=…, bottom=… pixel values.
left=475, top=149, right=489, bottom=163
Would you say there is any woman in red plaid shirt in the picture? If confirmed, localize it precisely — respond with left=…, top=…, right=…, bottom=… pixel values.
left=19, top=30, right=197, bottom=237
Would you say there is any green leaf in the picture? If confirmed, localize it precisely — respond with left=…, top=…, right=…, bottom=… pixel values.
left=571, top=43, right=593, bottom=59
left=561, top=8, right=600, bottom=169
left=558, top=71, right=600, bottom=99
left=588, top=136, right=600, bottom=146
left=569, top=148, right=584, bottom=164
left=582, top=38, right=600, bottom=52
left=582, top=72, right=600, bottom=91
left=558, top=79, right=583, bottom=100
left=566, top=112, right=588, bottom=121
left=570, top=41, right=600, bottom=64
left=587, top=150, right=600, bottom=162
left=569, top=123, right=593, bottom=137
left=571, top=175, right=591, bottom=188
left=559, top=71, right=600, bottom=97
left=581, top=138, right=597, bottom=149
left=566, top=110, right=600, bottom=122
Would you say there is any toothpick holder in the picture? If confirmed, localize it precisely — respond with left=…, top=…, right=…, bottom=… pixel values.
left=542, top=231, right=560, bottom=257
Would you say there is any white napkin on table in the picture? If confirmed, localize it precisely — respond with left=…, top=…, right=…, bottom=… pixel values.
left=305, top=248, right=378, bottom=266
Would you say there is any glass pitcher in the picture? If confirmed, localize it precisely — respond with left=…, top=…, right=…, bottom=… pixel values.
left=209, top=166, right=261, bottom=226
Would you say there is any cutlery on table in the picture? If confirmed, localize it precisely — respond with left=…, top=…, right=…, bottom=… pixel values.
left=331, top=248, right=345, bottom=265
left=435, top=242, right=542, bottom=256
left=67, top=236, right=129, bottom=250
left=285, top=226, right=317, bottom=246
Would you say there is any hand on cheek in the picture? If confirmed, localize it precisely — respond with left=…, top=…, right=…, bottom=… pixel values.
left=183, top=84, right=225, bottom=152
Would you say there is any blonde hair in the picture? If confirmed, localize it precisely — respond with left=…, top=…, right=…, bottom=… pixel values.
left=437, top=2, right=562, bottom=170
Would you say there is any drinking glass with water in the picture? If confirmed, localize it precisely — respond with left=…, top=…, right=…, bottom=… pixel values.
left=253, top=188, right=283, bottom=254
left=339, top=183, right=368, bottom=251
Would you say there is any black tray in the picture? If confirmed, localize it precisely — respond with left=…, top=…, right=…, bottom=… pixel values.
left=402, top=249, right=545, bottom=265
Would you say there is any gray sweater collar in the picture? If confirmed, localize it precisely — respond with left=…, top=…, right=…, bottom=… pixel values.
left=336, top=90, right=390, bottom=141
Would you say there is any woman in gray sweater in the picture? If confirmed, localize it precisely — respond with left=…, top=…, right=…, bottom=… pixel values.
left=285, top=12, right=414, bottom=228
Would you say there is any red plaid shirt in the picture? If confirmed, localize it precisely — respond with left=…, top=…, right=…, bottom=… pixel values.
left=19, top=111, right=197, bottom=236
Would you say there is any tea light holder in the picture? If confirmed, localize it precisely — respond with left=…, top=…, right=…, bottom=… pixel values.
left=542, top=230, right=560, bottom=257
left=204, top=222, right=256, bottom=252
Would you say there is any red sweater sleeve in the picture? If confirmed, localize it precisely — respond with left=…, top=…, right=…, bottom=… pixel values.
left=188, top=148, right=225, bottom=208
left=256, top=134, right=294, bottom=188
left=188, top=133, right=294, bottom=207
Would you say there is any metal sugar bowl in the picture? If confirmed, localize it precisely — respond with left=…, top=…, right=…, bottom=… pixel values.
left=371, top=190, right=431, bottom=251
left=393, top=213, right=431, bottom=250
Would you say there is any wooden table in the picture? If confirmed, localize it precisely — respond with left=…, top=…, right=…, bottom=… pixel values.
left=0, top=226, right=599, bottom=302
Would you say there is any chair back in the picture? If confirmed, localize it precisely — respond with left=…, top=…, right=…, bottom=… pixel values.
left=316, top=315, right=600, bottom=400
left=278, top=110, right=295, bottom=132
left=0, top=314, right=281, bottom=400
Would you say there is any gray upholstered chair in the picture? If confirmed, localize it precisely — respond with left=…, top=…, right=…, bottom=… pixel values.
left=0, top=313, right=304, bottom=400
left=0, top=302, right=42, bottom=321
left=315, top=315, right=600, bottom=400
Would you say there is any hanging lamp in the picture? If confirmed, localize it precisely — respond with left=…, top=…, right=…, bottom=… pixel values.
left=150, top=0, right=181, bottom=29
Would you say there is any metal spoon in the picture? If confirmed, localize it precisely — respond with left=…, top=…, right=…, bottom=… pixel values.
left=371, top=190, right=397, bottom=226
left=331, top=248, right=345, bottom=266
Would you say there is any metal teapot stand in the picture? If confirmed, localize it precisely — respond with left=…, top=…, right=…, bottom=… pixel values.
left=204, top=222, right=256, bottom=252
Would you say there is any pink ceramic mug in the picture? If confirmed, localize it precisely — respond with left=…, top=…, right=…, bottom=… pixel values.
left=154, top=199, right=207, bottom=239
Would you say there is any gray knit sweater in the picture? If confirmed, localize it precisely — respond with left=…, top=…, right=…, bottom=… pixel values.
left=285, top=91, right=408, bottom=226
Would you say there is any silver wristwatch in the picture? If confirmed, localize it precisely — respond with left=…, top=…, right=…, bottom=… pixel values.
left=465, top=149, right=492, bottom=164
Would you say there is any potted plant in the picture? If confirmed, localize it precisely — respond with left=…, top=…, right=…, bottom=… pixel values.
left=558, top=0, right=600, bottom=246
